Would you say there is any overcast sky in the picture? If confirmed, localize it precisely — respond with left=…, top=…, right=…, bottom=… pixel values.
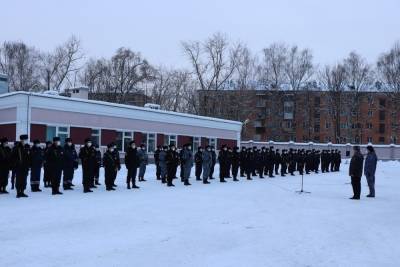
left=2, top=0, right=399, bottom=68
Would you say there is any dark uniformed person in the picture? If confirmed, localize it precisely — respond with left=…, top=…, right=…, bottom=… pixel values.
left=194, top=147, right=203, bottom=181
left=12, top=135, right=30, bottom=198
left=245, top=147, right=254, bottom=180
left=209, top=147, right=217, bottom=180
left=79, top=138, right=97, bottom=193
left=159, top=145, right=168, bottom=183
left=239, top=147, right=247, bottom=177
left=218, top=145, right=228, bottom=183
left=281, top=150, right=288, bottom=176
left=93, top=145, right=102, bottom=187
left=112, top=143, right=121, bottom=186
left=231, top=146, right=240, bottom=181
left=43, top=141, right=52, bottom=188
left=0, top=137, right=12, bottom=194
left=166, top=144, right=179, bottom=187
left=30, top=139, right=44, bottom=192
left=154, top=146, right=162, bottom=180
left=181, top=144, right=194, bottom=186
left=274, top=149, right=281, bottom=175
left=63, top=138, right=78, bottom=190
left=256, top=148, right=265, bottom=178
left=288, top=149, right=296, bottom=176
left=138, top=144, right=148, bottom=182
left=103, top=143, right=118, bottom=191
left=125, top=141, right=140, bottom=189
left=47, top=137, right=64, bottom=195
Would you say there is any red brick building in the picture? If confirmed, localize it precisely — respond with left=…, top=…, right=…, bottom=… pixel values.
left=197, top=89, right=399, bottom=144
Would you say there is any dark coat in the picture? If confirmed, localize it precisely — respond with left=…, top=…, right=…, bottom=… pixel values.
left=125, top=147, right=139, bottom=169
left=63, top=144, right=78, bottom=170
left=349, top=151, right=364, bottom=177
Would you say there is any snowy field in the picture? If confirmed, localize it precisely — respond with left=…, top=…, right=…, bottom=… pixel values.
left=1, top=160, right=400, bottom=267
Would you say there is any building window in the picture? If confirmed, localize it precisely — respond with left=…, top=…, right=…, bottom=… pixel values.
left=91, top=129, right=100, bottom=147
left=142, top=133, right=156, bottom=153
left=379, top=110, right=385, bottom=121
left=379, top=124, right=385, bottom=134
left=314, top=97, right=321, bottom=106
left=192, top=137, right=201, bottom=152
left=46, top=126, right=69, bottom=145
left=379, top=136, right=385, bottom=144
left=208, top=138, right=216, bottom=149
left=314, top=124, right=320, bottom=133
left=379, top=99, right=386, bottom=107
left=367, top=137, right=373, bottom=143
left=116, top=131, right=133, bottom=152
left=283, top=101, right=294, bottom=120
left=164, top=135, right=177, bottom=146
left=368, top=110, right=373, bottom=117
left=366, top=123, right=372, bottom=129
left=340, top=123, right=347, bottom=129
left=392, top=136, right=397, bottom=144
left=325, top=122, right=331, bottom=129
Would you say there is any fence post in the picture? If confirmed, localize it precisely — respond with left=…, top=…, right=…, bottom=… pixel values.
left=390, top=143, right=395, bottom=160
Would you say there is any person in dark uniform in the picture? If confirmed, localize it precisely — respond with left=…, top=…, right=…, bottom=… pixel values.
left=103, top=143, right=118, bottom=191
left=181, top=143, right=194, bottom=186
left=227, top=147, right=233, bottom=178
left=280, top=150, right=288, bottom=177
left=0, top=137, right=12, bottom=194
left=30, top=139, right=44, bottom=192
left=231, top=146, right=240, bottom=181
left=305, top=150, right=311, bottom=174
left=245, top=147, right=254, bottom=180
left=266, top=148, right=275, bottom=178
left=125, top=141, right=140, bottom=189
left=297, top=150, right=305, bottom=175
left=138, top=144, right=149, bottom=182
left=256, top=148, right=265, bottom=178
left=154, top=146, right=162, bottom=180
left=12, top=135, right=31, bottom=198
left=166, top=144, right=179, bottom=187
left=330, top=149, right=335, bottom=172
left=335, top=150, right=342, bottom=171
left=47, top=137, right=64, bottom=195
left=218, top=145, right=228, bottom=183
left=239, top=147, right=247, bottom=177
left=288, top=149, right=296, bottom=176
left=79, top=138, right=97, bottom=193
left=209, top=147, right=217, bottom=180
left=202, top=146, right=212, bottom=184
left=43, top=141, right=52, bottom=188
left=112, top=143, right=121, bottom=187
left=194, top=146, right=203, bottom=181
left=349, top=146, right=364, bottom=200
left=63, top=138, right=78, bottom=190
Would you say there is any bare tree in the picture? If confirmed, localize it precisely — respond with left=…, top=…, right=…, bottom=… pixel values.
left=81, top=47, right=154, bottom=103
left=182, top=32, right=241, bottom=116
left=0, top=41, right=41, bottom=91
left=319, top=64, right=347, bottom=143
left=260, top=43, right=288, bottom=89
left=377, top=41, right=400, bottom=143
left=343, top=51, right=374, bottom=143
left=40, top=35, right=84, bottom=91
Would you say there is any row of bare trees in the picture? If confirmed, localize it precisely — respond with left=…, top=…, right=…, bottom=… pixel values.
left=1, top=33, right=400, bottom=117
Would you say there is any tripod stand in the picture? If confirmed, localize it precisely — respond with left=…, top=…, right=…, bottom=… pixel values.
left=296, top=173, right=311, bottom=194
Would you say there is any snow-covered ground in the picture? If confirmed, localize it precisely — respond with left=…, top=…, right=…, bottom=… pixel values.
left=1, top=160, right=400, bottom=267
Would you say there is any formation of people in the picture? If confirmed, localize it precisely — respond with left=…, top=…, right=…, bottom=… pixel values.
left=0, top=134, right=347, bottom=198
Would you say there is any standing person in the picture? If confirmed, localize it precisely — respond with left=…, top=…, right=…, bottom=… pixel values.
left=267, top=148, right=275, bottom=178
left=30, top=139, right=44, bottom=192
left=280, top=150, right=288, bottom=177
left=125, top=141, right=140, bottom=189
left=209, top=147, right=217, bottom=180
left=182, top=143, right=194, bottom=186
left=364, top=146, right=378, bottom=198
left=159, top=146, right=168, bottom=184
left=218, top=145, right=228, bottom=183
left=103, top=143, right=118, bottom=191
left=179, top=147, right=185, bottom=182
left=138, top=144, right=148, bottom=182
left=93, top=145, right=102, bottom=187
left=202, top=146, right=212, bottom=184
left=10, top=141, right=18, bottom=190
left=335, top=150, right=342, bottom=171
left=63, top=138, right=78, bottom=190
left=12, top=135, right=31, bottom=198
left=245, top=147, right=254, bottom=180
left=154, top=146, right=162, bottom=180
left=47, top=137, right=64, bottom=195
left=194, top=147, right=203, bottom=181
left=79, top=138, right=97, bottom=193
left=239, top=147, right=247, bottom=177
left=166, top=144, right=179, bottom=187
left=231, top=146, right=240, bottom=181
left=0, top=137, right=12, bottom=194
left=112, top=143, right=121, bottom=187
left=256, top=148, right=265, bottom=178
left=349, top=146, right=364, bottom=200
left=43, top=141, right=52, bottom=188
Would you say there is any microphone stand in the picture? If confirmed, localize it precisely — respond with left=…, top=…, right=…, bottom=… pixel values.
left=296, top=173, right=311, bottom=194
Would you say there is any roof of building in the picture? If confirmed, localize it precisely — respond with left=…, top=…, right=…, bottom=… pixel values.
left=0, top=91, right=242, bottom=126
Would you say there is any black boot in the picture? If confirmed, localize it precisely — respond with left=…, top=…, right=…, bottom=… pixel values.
left=233, top=177, right=239, bottom=181
left=220, top=178, right=227, bottom=183
left=184, top=180, right=191, bottom=186
left=132, top=183, right=140, bottom=189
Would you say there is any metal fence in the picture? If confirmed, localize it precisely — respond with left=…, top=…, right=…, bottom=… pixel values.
left=241, top=141, right=400, bottom=160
